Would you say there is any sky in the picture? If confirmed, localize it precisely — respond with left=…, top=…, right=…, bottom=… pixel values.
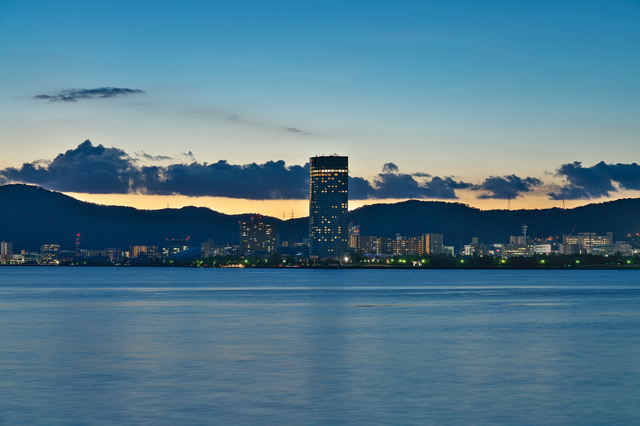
left=1, top=0, right=639, bottom=217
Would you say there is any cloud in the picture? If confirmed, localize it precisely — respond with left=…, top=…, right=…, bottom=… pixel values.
left=382, top=162, right=399, bottom=173
left=547, top=161, right=640, bottom=200
left=0, top=140, right=136, bottom=193
left=137, top=160, right=309, bottom=199
left=349, top=164, right=471, bottom=200
left=135, top=151, right=174, bottom=162
left=193, top=108, right=309, bottom=136
left=0, top=140, right=309, bottom=199
left=33, top=87, right=145, bottom=102
left=474, top=175, right=543, bottom=199
left=11, top=142, right=639, bottom=204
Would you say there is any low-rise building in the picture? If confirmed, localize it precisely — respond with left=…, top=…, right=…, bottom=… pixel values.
left=465, top=237, right=487, bottom=257
left=562, top=232, right=613, bottom=254
left=129, top=245, right=159, bottom=258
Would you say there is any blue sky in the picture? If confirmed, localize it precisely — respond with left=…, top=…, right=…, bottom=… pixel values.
left=1, top=0, right=639, bottom=214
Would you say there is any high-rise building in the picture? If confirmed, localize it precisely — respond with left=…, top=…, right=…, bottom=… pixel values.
left=421, top=233, right=444, bottom=255
left=240, top=216, right=276, bottom=255
left=1, top=241, right=13, bottom=257
left=309, top=155, right=348, bottom=259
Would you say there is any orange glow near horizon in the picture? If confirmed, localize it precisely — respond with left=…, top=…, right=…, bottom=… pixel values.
left=63, top=189, right=639, bottom=219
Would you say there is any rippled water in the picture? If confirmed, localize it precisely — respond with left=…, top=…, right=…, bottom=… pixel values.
left=1, top=268, right=639, bottom=425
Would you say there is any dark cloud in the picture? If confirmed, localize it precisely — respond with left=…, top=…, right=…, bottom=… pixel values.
left=0, top=141, right=309, bottom=199
left=546, top=161, right=640, bottom=200
left=135, top=151, right=174, bottom=161
left=349, top=164, right=471, bottom=200
left=0, top=140, right=136, bottom=193
left=474, top=175, right=543, bottom=199
left=33, top=87, right=145, bottom=102
left=382, top=162, right=399, bottom=173
left=595, top=162, right=640, bottom=191
left=15, top=142, right=640, bottom=203
left=0, top=143, right=477, bottom=200
left=137, top=160, right=309, bottom=199
left=182, top=151, right=196, bottom=161
left=348, top=176, right=377, bottom=199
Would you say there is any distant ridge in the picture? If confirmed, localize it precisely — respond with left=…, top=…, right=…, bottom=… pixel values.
left=1, top=184, right=639, bottom=251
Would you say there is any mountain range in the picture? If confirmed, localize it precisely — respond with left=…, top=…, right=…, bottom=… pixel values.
left=1, top=184, right=638, bottom=252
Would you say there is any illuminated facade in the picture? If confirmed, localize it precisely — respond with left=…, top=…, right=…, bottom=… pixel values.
left=129, top=245, right=159, bottom=258
left=240, top=216, right=276, bottom=255
left=420, top=233, right=444, bottom=255
left=563, top=232, right=613, bottom=254
left=309, top=155, right=348, bottom=259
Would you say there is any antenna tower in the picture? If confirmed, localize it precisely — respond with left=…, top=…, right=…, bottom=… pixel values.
left=562, top=195, right=565, bottom=210
left=508, top=192, right=511, bottom=210
left=75, top=233, right=81, bottom=255
left=522, top=225, right=528, bottom=243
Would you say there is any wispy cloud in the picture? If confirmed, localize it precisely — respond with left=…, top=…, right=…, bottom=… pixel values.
left=181, top=151, right=196, bottom=161
left=192, top=108, right=309, bottom=136
left=135, top=151, right=174, bottom=162
left=33, top=87, right=145, bottom=102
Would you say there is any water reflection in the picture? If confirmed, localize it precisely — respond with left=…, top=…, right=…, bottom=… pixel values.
left=0, top=268, right=639, bottom=424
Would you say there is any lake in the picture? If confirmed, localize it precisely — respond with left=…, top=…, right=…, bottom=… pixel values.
left=1, top=268, right=639, bottom=425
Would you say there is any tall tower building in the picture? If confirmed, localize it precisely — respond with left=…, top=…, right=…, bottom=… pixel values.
left=309, top=155, right=348, bottom=259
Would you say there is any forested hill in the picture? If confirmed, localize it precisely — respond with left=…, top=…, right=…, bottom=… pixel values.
left=348, top=199, right=640, bottom=246
left=0, top=185, right=278, bottom=251
left=1, top=184, right=639, bottom=251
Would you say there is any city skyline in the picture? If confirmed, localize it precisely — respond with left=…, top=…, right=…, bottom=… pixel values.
left=1, top=1, right=639, bottom=217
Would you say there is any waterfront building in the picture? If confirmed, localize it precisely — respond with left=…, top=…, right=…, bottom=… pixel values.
left=129, top=245, right=159, bottom=258
left=1, top=241, right=13, bottom=256
left=348, top=222, right=360, bottom=251
left=562, top=232, right=613, bottom=254
left=309, top=155, right=348, bottom=259
left=393, top=236, right=421, bottom=255
left=376, top=237, right=393, bottom=255
left=1, top=241, right=13, bottom=261
left=201, top=239, right=215, bottom=258
left=162, top=237, right=191, bottom=258
left=39, top=244, right=61, bottom=263
left=240, top=216, right=276, bottom=255
left=420, top=233, right=444, bottom=255
left=503, top=244, right=532, bottom=258
left=465, top=237, right=487, bottom=257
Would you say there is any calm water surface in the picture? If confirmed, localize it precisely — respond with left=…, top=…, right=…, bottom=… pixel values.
left=1, top=268, right=639, bottom=425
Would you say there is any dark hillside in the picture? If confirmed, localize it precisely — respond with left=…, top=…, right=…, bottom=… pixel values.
left=1, top=185, right=639, bottom=251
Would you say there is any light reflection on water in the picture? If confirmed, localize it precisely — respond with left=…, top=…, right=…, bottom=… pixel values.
left=1, top=268, right=639, bottom=425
